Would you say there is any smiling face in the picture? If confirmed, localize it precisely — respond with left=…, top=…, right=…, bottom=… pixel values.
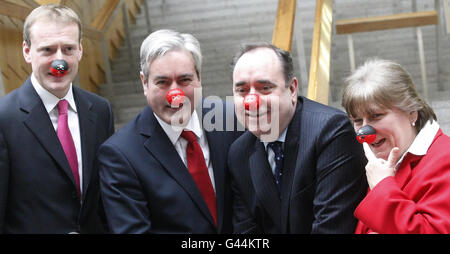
left=352, top=104, right=418, bottom=160
left=232, top=47, right=297, bottom=141
left=141, top=49, right=201, bottom=126
left=23, top=20, right=82, bottom=98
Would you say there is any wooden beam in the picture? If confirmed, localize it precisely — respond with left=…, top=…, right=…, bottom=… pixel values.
left=0, top=1, right=32, bottom=20
left=306, top=0, right=333, bottom=105
left=272, top=0, right=296, bottom=52
left=83, top=27, right=103, bottom=41
left=0, top=1, right=103, bottom=41
left=22, top=0, right=40, bottom=8
left=34, top=0, right=61, bottom=4
left=336, top=10, right=438, bottom=34
left=91, top=0, right=120, bottom=31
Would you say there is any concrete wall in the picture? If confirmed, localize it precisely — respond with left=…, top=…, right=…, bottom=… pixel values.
left=103, top=0, right=450, bottom=133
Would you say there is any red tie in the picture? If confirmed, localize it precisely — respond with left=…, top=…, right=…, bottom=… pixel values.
left=181, top=130, right=217, bottom=226
left=57, top=99, right=80, bottom=197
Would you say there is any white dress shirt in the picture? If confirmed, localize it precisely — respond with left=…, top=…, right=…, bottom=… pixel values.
left=154, top=110, right=216, bottom=192
left=263, top=128, right=288, bottom=175
left=31, top=73, right=83, bottom=193
left=395, top=120, right=440, bottom=171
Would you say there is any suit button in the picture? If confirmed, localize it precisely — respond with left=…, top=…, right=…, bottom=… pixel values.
left=72, top=191, right=78, bottom=199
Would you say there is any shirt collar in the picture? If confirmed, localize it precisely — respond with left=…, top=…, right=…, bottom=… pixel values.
left=263, top=127, right=288, bottom=151
left=154, top=110, right=203, bottom=145
left=31, top=73, right=77, bottom=113
left=395, top=120, right=439, bottom=169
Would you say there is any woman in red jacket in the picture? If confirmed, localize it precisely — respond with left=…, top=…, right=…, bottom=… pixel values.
left=342, top=59, right=450, bottom=234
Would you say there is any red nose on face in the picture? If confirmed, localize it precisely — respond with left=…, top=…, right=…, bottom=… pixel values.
left=243, top=94, right=260, bottom=111
left=50, top=59, right=68, bottom=77
left=166, top=88, right=185, bottom=108
left=356, top=125, right=376, bottom=144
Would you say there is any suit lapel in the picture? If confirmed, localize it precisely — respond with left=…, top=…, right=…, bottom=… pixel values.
left=140, top=107, right=216, bottom=228
left=249, top=141, right=281, bottom=231
left=279, top=102, right=302, bottom=233
left=19, top=79, right=78, bottom=188
left=73, top=88, right=97, bottom=200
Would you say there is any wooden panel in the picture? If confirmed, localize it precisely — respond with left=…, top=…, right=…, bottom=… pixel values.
left=0, top=0, right=144, bottom=95
left=306, top=0, right=333, bottom=105
left=272, top=0, right=296, bottom=52
left=336, top=10, right=438, bottom=35
left=0, top=24, right=29, bottom=93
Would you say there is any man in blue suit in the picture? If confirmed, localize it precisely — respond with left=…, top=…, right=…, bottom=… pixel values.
left=0, top=4, right=114, bottom=233
left=98, top=29, right=241, bottom=233
left=228, top=43, right=367, bottom=233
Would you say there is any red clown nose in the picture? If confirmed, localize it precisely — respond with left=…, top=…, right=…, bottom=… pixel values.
left=50, top=59, right=68, bottom=77
left=243, top=94, right=260, bottom=111
left=166, top=88, right=185, bottom=108
left=356, top=125, right=376, bottom=144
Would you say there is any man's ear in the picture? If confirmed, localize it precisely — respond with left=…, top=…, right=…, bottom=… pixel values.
left=23, top=41, right=32, bottom=64
left=140, top=71, right=148, bottom=96
left=289, top=77, right=298, bottom=104
left=78, top=41, right=83, bottom=61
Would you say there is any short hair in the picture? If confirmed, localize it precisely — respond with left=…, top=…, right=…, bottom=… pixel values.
left=23, top=4, right=82, bottom=46
left=230, top=42, right=294, bottom=87
left=139, top=29, right=202, bottom=82
left=342, top=58, right=436, bottom=133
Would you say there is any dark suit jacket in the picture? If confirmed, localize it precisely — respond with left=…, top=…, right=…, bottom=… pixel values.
left=228, top=96, right=368, bottom=233
left=0, top=78, right=114, bottom=234
left=98, top=101, right=242, bottom=233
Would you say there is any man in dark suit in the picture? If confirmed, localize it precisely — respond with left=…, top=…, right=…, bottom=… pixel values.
left=98, top=29, right=241, bottom=233
left=0, top=4, right=114, bottom=233
left=228, top=43, right=367, bottom=233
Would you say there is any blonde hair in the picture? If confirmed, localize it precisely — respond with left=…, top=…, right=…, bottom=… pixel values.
left=23, top=4, right=82, bottom=46
left=342, top=59, right=436, bottom=133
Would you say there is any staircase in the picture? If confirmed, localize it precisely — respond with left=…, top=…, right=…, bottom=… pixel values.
left=99, top=0, right=450, bottom=134
left=99, top=0, right=280, bottom=129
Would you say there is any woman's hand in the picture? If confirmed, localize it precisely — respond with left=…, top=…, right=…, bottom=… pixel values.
left=362, top=142, right=401, bottom=189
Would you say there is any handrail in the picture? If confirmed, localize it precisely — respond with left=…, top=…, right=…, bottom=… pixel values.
left=306, top=0, right=333, bottom=105
left=335, top=10, right=438, bottom=102
left=336, top=10, right=438, bottom=34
